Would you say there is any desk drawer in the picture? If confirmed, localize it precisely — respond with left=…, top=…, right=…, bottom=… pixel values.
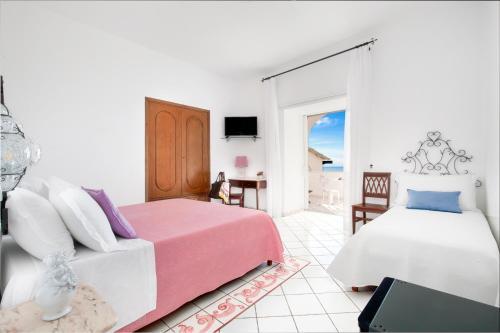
left=230, top=180, right=255, bottom=188
left=229, top=179, right=267, bottom=189
left=241, top=181, right=258, bottom=188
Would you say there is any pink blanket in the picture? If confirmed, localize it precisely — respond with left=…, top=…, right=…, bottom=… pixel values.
left=118, top=199, right=284, bottom=332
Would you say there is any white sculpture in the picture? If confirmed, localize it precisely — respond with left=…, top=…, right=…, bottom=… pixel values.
left=35, top=252, right=77, bottom=321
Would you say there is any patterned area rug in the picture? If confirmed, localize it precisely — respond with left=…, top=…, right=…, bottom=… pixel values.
left=170, top=256, right=310, bottom=333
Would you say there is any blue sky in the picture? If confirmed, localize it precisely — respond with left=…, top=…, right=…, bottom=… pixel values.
left=308, top=111, right=345, bottom=167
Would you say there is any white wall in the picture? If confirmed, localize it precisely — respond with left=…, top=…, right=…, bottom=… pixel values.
left=1, top=2, right=497, bottom=228
left=481, top=2, right=499, bottom=244
left=272, top=3, right=499, bottom=230
left=0, top=3, right=265, bottom=207
left=276, top=53, right=350, bottom=108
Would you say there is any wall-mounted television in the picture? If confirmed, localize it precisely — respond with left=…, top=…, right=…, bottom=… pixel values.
left=224, top=117, right=257, bottom=137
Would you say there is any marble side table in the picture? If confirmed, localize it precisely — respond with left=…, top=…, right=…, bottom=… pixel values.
left=0, top=284, right=117, bottom=332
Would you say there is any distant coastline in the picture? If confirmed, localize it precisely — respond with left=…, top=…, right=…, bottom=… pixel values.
left=322, top=165, right=343, bottom=172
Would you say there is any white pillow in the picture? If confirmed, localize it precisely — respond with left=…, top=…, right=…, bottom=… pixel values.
left=47, top=177, right=119, bottom=252
left=6, top=188, right=75, bottom=260
left=394, top=173, right=477, bottom=211
left=18, top=176, right=50, bottom=199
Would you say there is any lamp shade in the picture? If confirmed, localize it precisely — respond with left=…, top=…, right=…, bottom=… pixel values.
left=235, top=156, right=248, bottom=168
left=1, top=77, right=40, bottom=192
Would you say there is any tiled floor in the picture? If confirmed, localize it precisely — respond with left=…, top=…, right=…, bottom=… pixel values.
left=139, top=211, right=373, bottom=333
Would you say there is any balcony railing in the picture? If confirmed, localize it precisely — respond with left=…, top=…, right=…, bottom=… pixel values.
left=309, top=171, right=344, bottom=215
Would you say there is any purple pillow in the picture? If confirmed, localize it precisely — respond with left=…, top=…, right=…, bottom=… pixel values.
left=82, top=187, right=137, bottom=239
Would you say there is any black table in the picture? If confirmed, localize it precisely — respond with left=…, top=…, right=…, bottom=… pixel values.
left=359, top=277, right=500, bottom=332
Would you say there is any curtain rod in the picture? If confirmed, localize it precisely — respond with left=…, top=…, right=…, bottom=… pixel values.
left=261, top=38, right=377, bottom=82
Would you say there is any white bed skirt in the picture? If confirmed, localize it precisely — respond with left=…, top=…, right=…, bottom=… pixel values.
left=1, top=236, right=157, bottom=330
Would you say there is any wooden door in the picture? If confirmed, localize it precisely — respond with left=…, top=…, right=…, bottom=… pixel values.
left=146, top=97, right=210, bottom=201
left=146, top=98, right=182, bottom=201
left=181, top=108, right=210, bottom=196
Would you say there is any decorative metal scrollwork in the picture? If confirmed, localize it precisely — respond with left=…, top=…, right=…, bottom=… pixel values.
left=402, top=131, right=481, bottom=187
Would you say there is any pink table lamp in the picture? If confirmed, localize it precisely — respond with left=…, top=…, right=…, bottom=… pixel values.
left=235, top=156, right=248, bottom=177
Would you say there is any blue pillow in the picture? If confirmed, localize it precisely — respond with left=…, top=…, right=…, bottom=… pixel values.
left=407, top=189, right=462, bottom=213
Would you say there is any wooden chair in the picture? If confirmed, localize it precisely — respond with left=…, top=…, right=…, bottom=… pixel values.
left=227, top=182, right=244, bottom=208
left=352, top=172, right=391, bottom=234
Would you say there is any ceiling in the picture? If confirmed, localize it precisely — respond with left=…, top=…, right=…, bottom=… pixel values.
left=38, top=1, right=433, bottom=77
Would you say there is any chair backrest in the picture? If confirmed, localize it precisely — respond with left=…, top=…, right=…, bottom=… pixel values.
left=362, top=172, right=391, bottom=207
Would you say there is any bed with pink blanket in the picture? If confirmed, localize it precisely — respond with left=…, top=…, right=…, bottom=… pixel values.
left=118, top=198, right=284, bottom=332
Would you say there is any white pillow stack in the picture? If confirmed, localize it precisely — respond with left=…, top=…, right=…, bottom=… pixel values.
left=47, top=177, right=119, bottom=252
left=18, top=176, right=50, bottom=199
left=394, top=173, right=477, bottom=211
left=6, top=176, right=120, bottom=261
left=6, top=188, right=75, bottom=260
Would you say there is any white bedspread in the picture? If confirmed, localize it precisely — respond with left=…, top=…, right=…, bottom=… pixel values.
left=328, top=206, right=499, bottom=306
left=1, top=236, right=157, bottom=330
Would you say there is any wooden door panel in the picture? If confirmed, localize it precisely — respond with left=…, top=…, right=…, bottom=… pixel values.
left=185, top=115, right=204, bottom=189
left=181, top=109, right=209, bottom=194
left=155, top=111, right=177, bottom=191
left=146, top=99, right=182, bottom=201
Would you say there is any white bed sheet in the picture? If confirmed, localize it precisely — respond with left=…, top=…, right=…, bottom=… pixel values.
left=328, top=206, right=500, bottom=306
left=1, top=236, right=157, bottom=330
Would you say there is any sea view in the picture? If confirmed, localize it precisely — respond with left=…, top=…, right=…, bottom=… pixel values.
left=309, top=111, right=345, bottom=173
left=322, top=165, right=343, bottom=172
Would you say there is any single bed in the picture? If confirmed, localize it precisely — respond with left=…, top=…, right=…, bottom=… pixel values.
left=1, top=198, right=284, bottom=331
left=329, top=131, right=500, bottom=307
left=328, top=131, right=499, bottom=306
left=329, top=205, right=499, bottom=306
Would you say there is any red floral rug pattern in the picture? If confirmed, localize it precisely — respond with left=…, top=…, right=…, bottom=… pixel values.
left=171, top=256, right=310, bottom=333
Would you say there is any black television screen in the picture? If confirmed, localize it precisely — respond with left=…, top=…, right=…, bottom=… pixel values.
left=224, top=117, right=257, bottom=137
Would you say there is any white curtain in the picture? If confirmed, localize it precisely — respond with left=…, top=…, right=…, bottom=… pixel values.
left=343, top=46, right=373, bottom=235
left=263, top=78, right=283, bottom=218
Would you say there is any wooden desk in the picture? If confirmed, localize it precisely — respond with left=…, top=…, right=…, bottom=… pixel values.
left=228, top=177, right=267, bottom=210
